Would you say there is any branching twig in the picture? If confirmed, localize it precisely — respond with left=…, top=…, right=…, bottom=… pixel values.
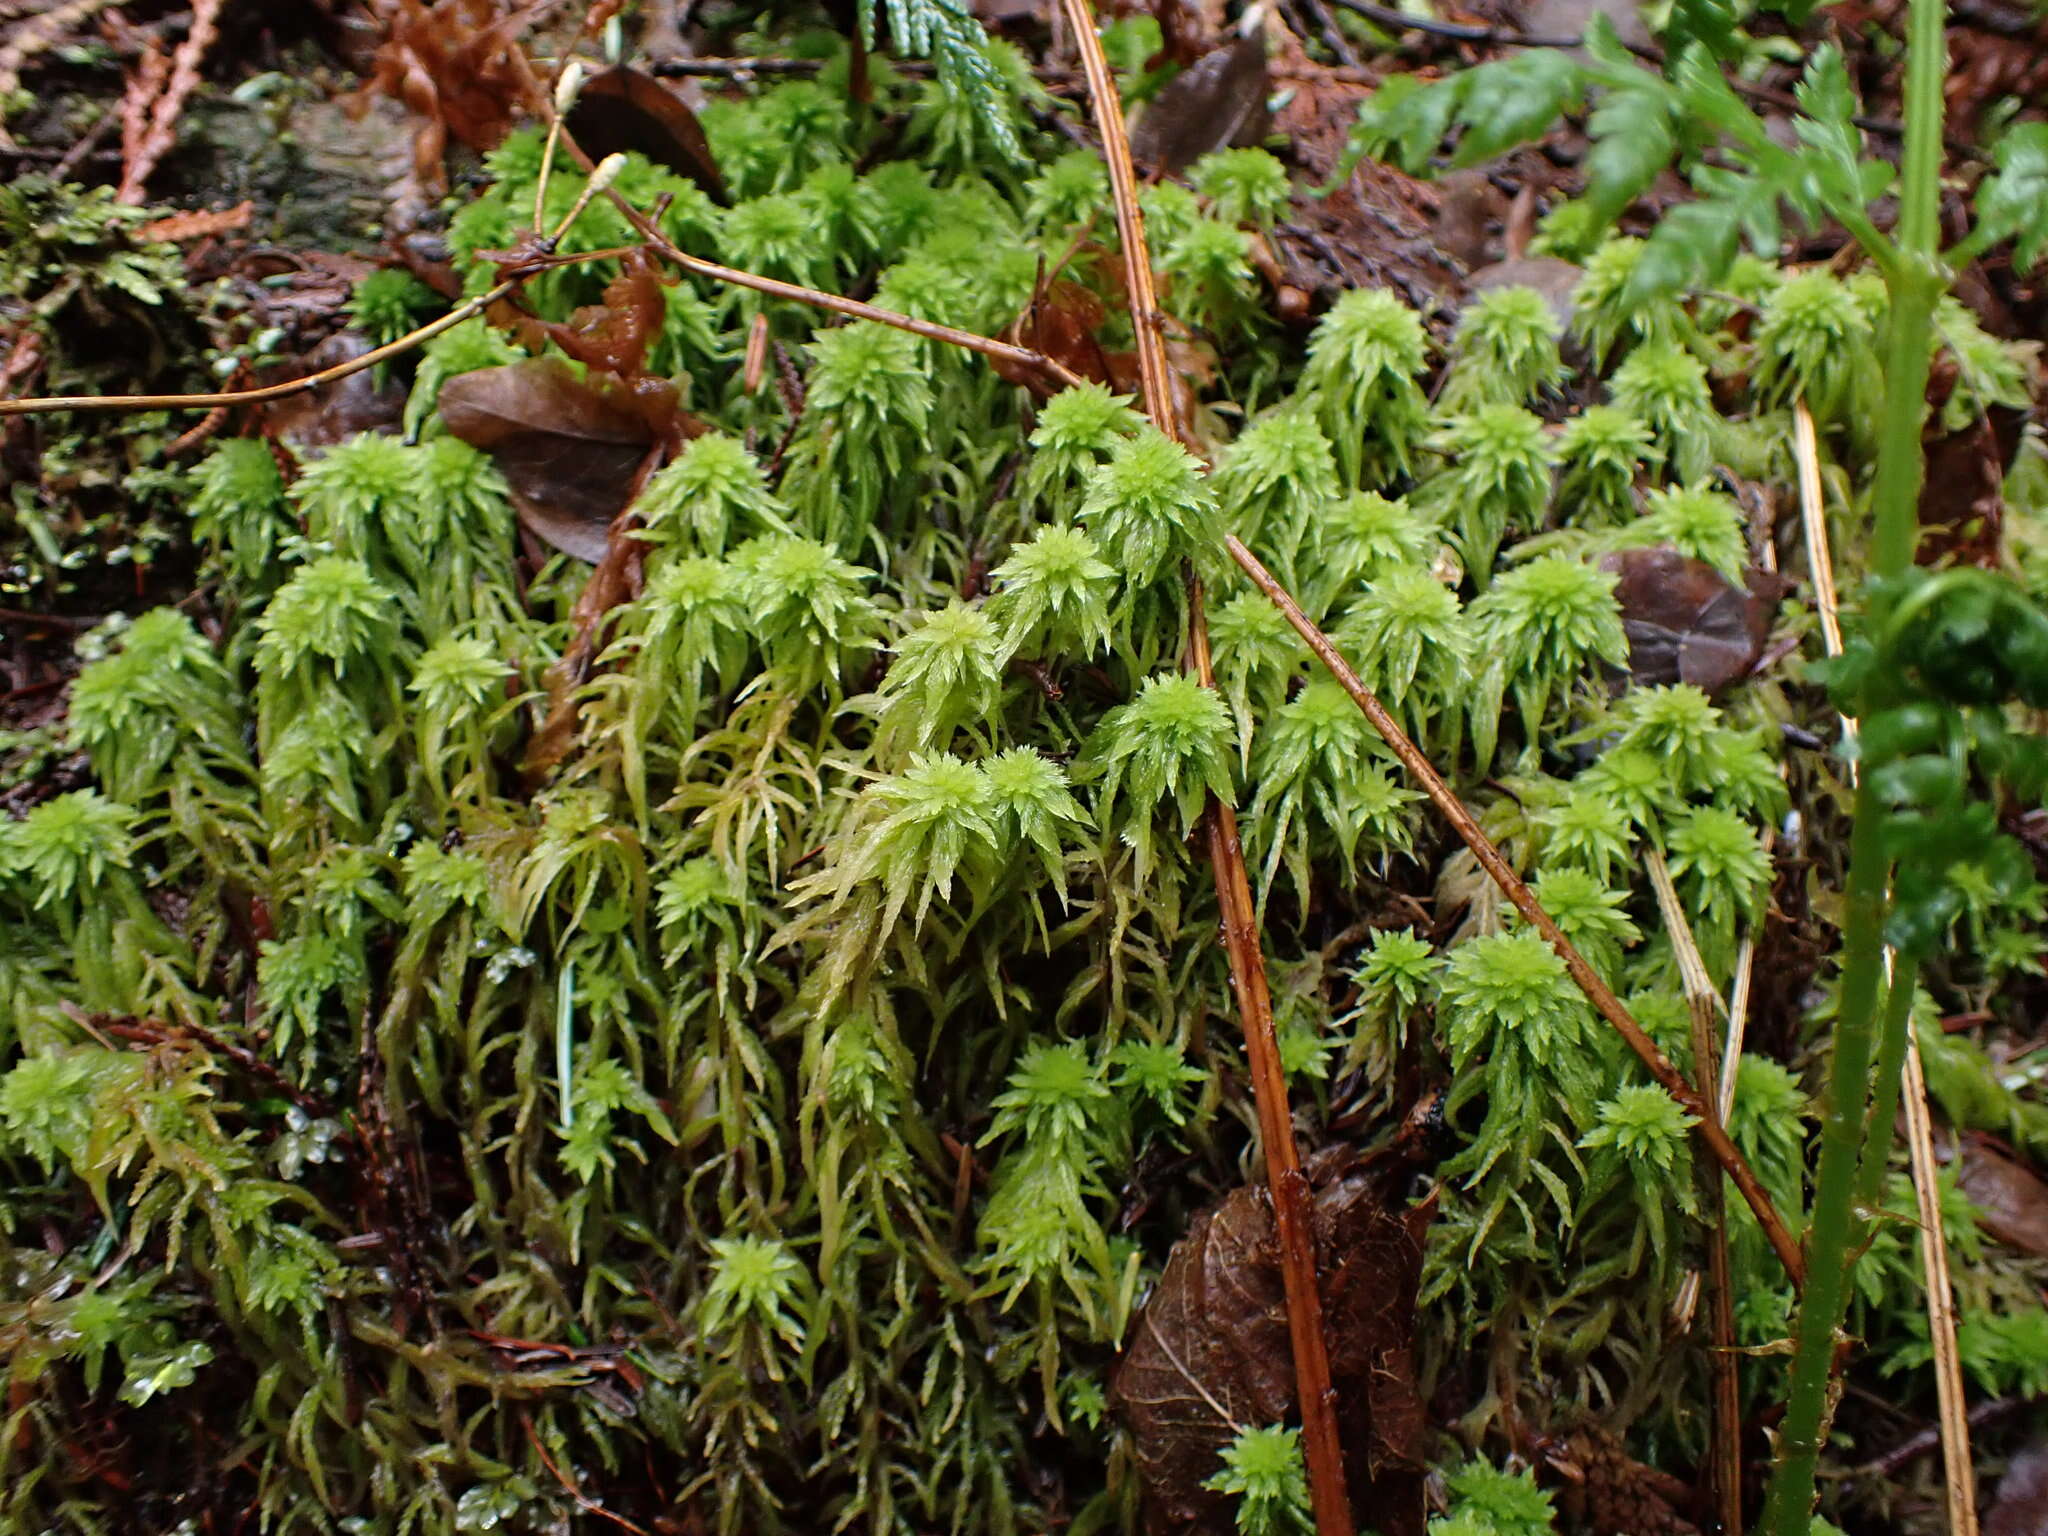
left=1224, top=533, right=1809, bottom=1289
left=604, top=193, right=1087, bottom=394
left=87, top=1010, right=337, bottom=1122
left=1860, top=1396, right=2029, bottom=1480
left=520, top=1412, right=653, bottom=1536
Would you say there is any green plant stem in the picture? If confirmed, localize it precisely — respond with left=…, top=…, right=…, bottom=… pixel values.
left=1757, top=785, right=1893, bottom=1535
left=1851, top=959, right=1924, bottom=1221
left=1867, top=0, right=1948, bottom=588
left=1759, top=2, right=1949, bottom=1531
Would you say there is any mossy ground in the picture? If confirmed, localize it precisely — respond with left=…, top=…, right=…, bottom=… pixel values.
left=3, top=7, right=2048, bottom=1535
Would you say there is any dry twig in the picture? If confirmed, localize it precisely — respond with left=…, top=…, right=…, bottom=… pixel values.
left=1053, top=1, right=1353, bottom=1531
left=1224, top=533, right=1809, bottom=1289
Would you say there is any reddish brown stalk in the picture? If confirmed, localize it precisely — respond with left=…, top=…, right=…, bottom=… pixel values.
left=520, top=1412, right=653, bottom=1536
left=1224, top=534, right=1809, bottom=1291
left=1054, top=0, right=1176, bottom=439
left=512, top=75, right=1091, bottom=394
left=1645, top=850, right=1742, bottom=1533
left=1054, top=0, right=1352, bottom=1530
left=0, top=283, right=526, bottom=418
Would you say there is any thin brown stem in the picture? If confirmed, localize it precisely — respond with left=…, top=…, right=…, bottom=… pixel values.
left=613, top=211, right=1087, bottom=393
left=0, top=274, right=517, bottom=416
left=1056, top=0, right=1175, bottom=438
left=520, top=1413, right=653, bottom=1536
left=0, top=172, right=632, bottom=418
left=1224, top=533, right=1808, bottom=1290
left=1054, top=0, right=1351, bottom=1530
left=1645, top=850, right=1742, bottom=1536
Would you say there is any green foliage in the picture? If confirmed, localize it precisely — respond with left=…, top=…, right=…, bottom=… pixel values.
left=1190, top=149, right=1293, bottom=231
left=1418, top=405, right=1556, bottom=586
left=1300, top=289, right=1432, bottom=489
left=1608, top=339, right=1718, bottom=484
left=1204, top=1424, right=1313, bottom=1536
left=1078, top=427, right=1220, bottom=592
left=1465, top=556, right=1627, bottom=773
left=861, top=0, right=1023, bottom=161
left=1439, top=286, right=1567, bottom=412
left=1437, top=930, right=1603, bottom=1258
left=1081, top=674, right=1235, bottom=881
left=1438, top=1459, right=1557, bottom=1536
left=1556, top=405, right=1652, bottom=527
left=10, top=31, right=2046, bottom=1536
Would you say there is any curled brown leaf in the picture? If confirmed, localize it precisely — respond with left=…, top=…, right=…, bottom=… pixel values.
left=439, top=358, right=663, bottom=563
left=1602, top=548, right=1790, bottom=696
left=1112, top=1146, right=1430, bottom=1536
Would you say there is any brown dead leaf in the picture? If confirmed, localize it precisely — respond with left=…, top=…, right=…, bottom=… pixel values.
left=1960, top=1134, right=2048, bottom=1259
left=1112, top=1146, right=1430, bottom=1536
left=136, top=200, right=254, bottom=244
left=1601, top=548, right=1789, bottom=695
left=1917, top=401, right=2026, bottom=569
left=503, top=249, right=676, bottom=394
left=1130, top=30, right=1271, bottom=175
left=522, top=484, right=655, bottom=783
left=350, top=0, right=547, bottom=201
left=999, top=279, right=1118, bottom=397
left=439, top=359, right=660, bottom=563
left=1988, top=1438, right=2048, bottom=1536
left=566, top=65, right=726, bottom=202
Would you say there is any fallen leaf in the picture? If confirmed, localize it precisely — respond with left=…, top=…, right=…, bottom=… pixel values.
left=136, top=200, right=254, bottom=243
left=1601, top=548, right=1789, bottom=695
left=1960, top=1134, right=2048, bottom=1259
left=1988, top=1438, right=2048, bottom=1536
left=1112, top=1145, right=1430, bottom=1536
left=438, top=359, right=658, bottom=563
left=998, top=278, right=1117, bottom=397
left=1130, top=30, right=1271, bottom=175
left=350, top=0, right=548, bottom=201
left=522, top=447, right=664, bottom=783
left=1917, top=404, right=2025, bottom=569
left=511, top=248, right=675, bottom=389
left=566, top=64, right=726, bottom=202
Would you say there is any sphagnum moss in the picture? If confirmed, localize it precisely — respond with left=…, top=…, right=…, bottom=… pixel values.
left=4, top=23, right=2048, bottom=1536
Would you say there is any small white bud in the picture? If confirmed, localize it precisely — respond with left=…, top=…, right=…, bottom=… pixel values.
left=586, top=154, right=629, bottom=196
left=552, top=61, right=585, bottom=116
